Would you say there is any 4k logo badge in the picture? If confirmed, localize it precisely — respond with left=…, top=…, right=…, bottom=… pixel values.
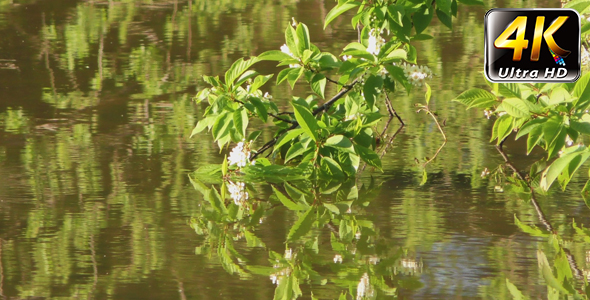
left=485, top=9, right=580, bottom=83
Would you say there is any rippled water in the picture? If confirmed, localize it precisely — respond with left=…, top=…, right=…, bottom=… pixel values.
left=1, top=0, right=589, bottom=299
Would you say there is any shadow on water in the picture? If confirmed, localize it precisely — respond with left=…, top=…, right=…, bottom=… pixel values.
left=1, top=0, right=590, bottom=299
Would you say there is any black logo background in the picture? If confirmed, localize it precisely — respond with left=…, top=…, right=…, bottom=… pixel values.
left=485, top=9, right=580, bottom=83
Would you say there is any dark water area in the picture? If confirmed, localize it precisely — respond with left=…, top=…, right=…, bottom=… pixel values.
left=1, top=0, right=590, bottom=299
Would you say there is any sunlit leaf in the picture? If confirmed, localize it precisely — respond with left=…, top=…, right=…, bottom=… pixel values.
left=453, top=88, right=497, bottom=109
left=292, top=103, right=319, bottom=141
left=311, top=74, right=327, bottom=98
left=324, top=2, right=361, bottom=29
left=325, top=135, right=355, bottom=154
left=501, top=98, right=529, bottom=119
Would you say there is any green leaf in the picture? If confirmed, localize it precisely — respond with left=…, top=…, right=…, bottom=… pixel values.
left=383, top=49, right=407, bottom=61
left=212, top=112, right=233, bottom=141
left=325, top=135, right=355, bottom=154
left=324, top=2, right=360, bottom=29
left=387, top=4, right=405, bottom=26
left=339, top=219, right=354, bottom=242
left=208, top=187, right=228, bottom=215
left=570, top=114, right=590, bottom=134
left=363, top=75, right=383, bottom=109
left=274, top=128, right=305, bottom=152
left=425, top=83, right=432, bottom=105
left=287, top=67, right=304, bottom=89
left=515, top=215, right=549, bottom=237
left=272, top=186, right=308, bottom=211
left=501, top=98, right=530, bottom=119
left=249, top=97, right=268, bottom=122
left=292, top=103, right=319, bottom=141
left=491, top=114, right=514, bottom=145
left=285, top=142, right=307, bottom=163
left=277, top=68, right=292, bottom=86
left=354, top=144, right=382, bottom=171
left=498, top=83, right=522, bottom=99
left=437, top=0, right=452, bottom=15
left=506, top=279, right=527, bottom=300
left=296, top=23, right=311, bottom=55
left=543, top=115, right=566, bottom=159
left=537, top=250, right=570, bottom=294
left=420, top=169, right=428, bottom=186
left=235, top=70, right=259, bottom=88
left=287, top=207, right=316, bottom=241
left=224, top=57, right=259, bottom=88
left=574, top=72, right=590, bottom=107
left=565, top=0, right=590, bottom=15
left=413, top=5, right=434, bottom=34
left=285, top=25, right=299, bottom=57
left=515, top=117, right=546, bottom=140
left=436, top=8, right=452, bottom=30
left=541, top=148, right=590, bottom=191
left=453, top=88, right=497, bottom=109
left=233, top=109, right=248, bottom=138
left=250, top=74, right=274, bottom=92
left=257, top=50, right=293, bottom=61
left=321, top=156, right=345, bottom=178
left=190, top=116, right=214, bottom=138
left=527, top=125, right=544, bottom=154
left=311, top=74, right=327, bottom=98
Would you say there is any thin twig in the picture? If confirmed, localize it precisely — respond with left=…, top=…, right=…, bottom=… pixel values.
left=428, top=111, right=446, bottom=141
left=269, top=113, right=295, bottom=124
left=385, top=93, right=404, bottom=126
left=420, top=109, right=447, bottom=167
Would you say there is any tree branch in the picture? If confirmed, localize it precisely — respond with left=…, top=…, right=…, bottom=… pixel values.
left=252, top=79, right=360, bottom=159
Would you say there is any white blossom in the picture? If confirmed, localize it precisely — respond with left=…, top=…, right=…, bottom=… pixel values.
left=342, top=55, right=352, bottom=61
left=355, top=231, right=361, bottom=240
left=227, top=141, right=251, bottom=168
left=566, top=135, right=574, bottom=146
left=484, top=109, right=493, bottom=119
left=333, top=254, right=343, bottom=263
left=227, top=180, right=249, bottom=205
left=366, top=29, right=385, bottom=55
left=583, top=48, right=590, bottom=67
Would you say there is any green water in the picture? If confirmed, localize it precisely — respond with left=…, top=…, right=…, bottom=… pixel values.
left=1, top=0, right=589, bottom=299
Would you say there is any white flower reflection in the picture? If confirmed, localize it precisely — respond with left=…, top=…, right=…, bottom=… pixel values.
left=227, top=180, right=248, bottom=206
left=401, top=63, right=432, bottom=87
left=356, top=273, right=374, bottom=300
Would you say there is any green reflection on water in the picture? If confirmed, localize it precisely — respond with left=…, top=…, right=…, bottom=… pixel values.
left=1, top=0, right=590, bottom=299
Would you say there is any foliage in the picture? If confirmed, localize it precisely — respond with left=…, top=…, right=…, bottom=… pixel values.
left=188, top=176, right=425, bottom=300
left=453, top=2, right=590, bottom=194
left=192, top=0, right=478, bottom=178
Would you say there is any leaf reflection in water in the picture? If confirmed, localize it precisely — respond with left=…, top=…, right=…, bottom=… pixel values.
left=188, top=173, right=411, bottom=299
